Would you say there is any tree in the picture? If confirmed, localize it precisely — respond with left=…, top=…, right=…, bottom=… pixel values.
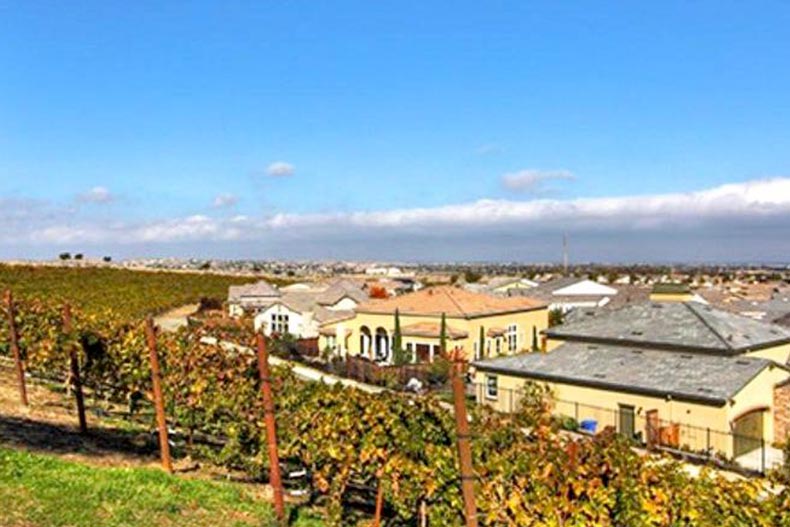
left=549, top=308, right=564, bottom=327
left=478, top=325, right=485, bottom=360
left=74, top=253, right=84, bottom=260
left=368, top=285, right=388, bottom=299
left=102, top=256, right=112, bottom=263
left=463, top=270, right=482, bottom=283
left=391, top=309, right=409, bottom=365
left=58, top=252, right=71, bottom=260
left=439, top=312, right=447, bottom=357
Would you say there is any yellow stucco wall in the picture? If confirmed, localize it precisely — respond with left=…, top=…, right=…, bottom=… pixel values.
left=746, top=343, right=790, bottom=365
left=473, top=364, right=789, bottom=458
left=649, top=292, right=695, bottom=302
left=319, top=307, right=548, bottom=361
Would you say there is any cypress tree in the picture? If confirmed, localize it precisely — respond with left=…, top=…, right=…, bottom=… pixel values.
left=532, top=326, right=539, bottom=352
left=392, top=308, right=408, bottom=365
left=440, top=312, right=447, bottom=357
left=478, top=325, right=485, bottom=360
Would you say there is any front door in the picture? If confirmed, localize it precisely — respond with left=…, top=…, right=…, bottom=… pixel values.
left=415, top=344, right=431, bottom=363
left=618, top=404, right=635, bottom=439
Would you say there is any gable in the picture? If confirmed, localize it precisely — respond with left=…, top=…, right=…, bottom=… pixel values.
left=553, top=279, right=618, bottom=297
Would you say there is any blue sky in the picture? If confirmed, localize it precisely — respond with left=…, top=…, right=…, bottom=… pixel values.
left=2, top=2, right=790, bottom=262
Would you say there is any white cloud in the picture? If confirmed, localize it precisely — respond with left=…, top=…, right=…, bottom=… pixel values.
left=3, top=178, right=790, bottom=262
left=502, top=169, right=575, bottom=193
left=266, top=161, right=295, bottom=177
left=473, top=143, right=503, bottom=156
left=77, top=186, right=114, bottom=204
left=212, top=193, right=238, bottom=208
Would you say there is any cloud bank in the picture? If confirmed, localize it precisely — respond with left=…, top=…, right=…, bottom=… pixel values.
left=2, top=178, right=789, bottom=262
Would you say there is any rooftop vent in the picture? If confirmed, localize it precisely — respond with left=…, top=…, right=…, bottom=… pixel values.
left=680, top=354, right=693, bottom=359
left=631, top=349, right=644, bottom=354
left=631, top=330, right=644, bottom=336
left=593, top=373, right=606, bottom=379
left=735, top=360, right=751, bottom=366
left=698, top=387, right=713, bottom=393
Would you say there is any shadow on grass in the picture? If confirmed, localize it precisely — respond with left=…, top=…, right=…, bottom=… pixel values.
left=0, top=413, right=159, bottom=463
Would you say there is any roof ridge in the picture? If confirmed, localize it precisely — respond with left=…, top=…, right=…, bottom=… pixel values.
left=683, top=302, right=734, bottom=350
left=443, top=287, right=469, bottom=316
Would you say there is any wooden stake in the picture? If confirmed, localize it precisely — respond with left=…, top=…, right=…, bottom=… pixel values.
left=63, top=303, right=87, bottom=434
left=4, top=290, right=28, bottom=406
left=450, top=346, right=478, bottom=527
left=145, top=317, right=173, bottom=473
left=374, top=470, right=385, bottom=527
left=256, top=333, right=286, bottom=523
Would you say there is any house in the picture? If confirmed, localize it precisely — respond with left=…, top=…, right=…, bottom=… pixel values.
left=227, top=280, right=281, bottom=317
left=485, top=276, right=539, bottom=295
left=318, top=286, right=548, bottom=364
left=473, top=301, right=790, bottom=464
left=510, top=277, right=619, bottom=313
left=649, top=282, right=707, bottom=303
left=253, top=279, right=367, bottom=338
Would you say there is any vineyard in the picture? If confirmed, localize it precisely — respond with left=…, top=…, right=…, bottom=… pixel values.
left=0, top=264, right=257, bottom=318
left=1, top=278, right=790, bottom=526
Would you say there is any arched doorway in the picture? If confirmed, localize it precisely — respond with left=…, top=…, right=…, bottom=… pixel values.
left=374, top=327, right=390, bottom=362
left=359, top=326, right=372, bottom=359
left=732, top=408, right=766, bottom=457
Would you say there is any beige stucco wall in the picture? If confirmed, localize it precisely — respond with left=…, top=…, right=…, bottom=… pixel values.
left=319, top=307, right=548, bottom=362
left=649, top=292, right=694, bottom=302
left=745, top=342, right=790, bottom=365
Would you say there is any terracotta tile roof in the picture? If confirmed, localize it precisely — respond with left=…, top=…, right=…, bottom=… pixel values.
left=356, top=286, right=545, bottom=318
left=486, top=327, right=506, bottom=337
left=400, top=322, right=468, bottom=339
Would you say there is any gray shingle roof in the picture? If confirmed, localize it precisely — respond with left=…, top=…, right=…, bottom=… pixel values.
left=228, top=280, right=280, bottom=302
left=473, top=342, right=777, bottom=405
left=545, top=301, right=790, bottom=354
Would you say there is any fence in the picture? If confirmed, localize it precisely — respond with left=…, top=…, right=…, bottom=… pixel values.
left=472, top=383, right=780, bottom=475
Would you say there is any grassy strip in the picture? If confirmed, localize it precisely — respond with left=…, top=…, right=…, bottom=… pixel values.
left=0, top=447, right=323, bottom=527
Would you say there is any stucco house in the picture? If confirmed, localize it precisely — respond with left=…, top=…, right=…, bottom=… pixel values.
left=473, top=301, right=790, bottom=465
left=318, top=285, right=548, bottom=364
left=511, top=277, right=619, bottom=313
left=253, top=279, right=366, bottom=339
left=227, top=280, right=281, bottom=317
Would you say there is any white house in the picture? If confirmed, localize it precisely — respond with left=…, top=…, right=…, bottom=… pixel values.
left=253, top=279, right=367, bottom=338
left=228, top=280, right=281, bottom=317
left=512, top=277, right=619, bottom=313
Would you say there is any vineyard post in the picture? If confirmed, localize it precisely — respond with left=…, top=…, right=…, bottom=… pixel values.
left=62, top=303, right=87, bottom=434
left=450, top=346, right=478, bottom=527
left=374, top=466, right=385, bottom=527
left=4, top=290, right=28, bottom=406
left=144, top=317, right=173, bottom=473
left=256, top=333, right=286, bottom=524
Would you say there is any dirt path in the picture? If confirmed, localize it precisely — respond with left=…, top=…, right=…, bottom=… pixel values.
left=154, top=303, right=200, bottom=332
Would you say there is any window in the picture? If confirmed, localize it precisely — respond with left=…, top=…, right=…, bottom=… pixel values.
left=270, top=313, right=289, bottom=334
left=326, top=334, right=336, bottom=350
left=506, top=324, right=518, bottom=353
left=495, top=338, right=501, bottom=355
left=485, top=375, right=498, bottom=399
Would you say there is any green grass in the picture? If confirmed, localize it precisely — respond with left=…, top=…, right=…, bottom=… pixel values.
left=0, top=447, right=323, bottom=527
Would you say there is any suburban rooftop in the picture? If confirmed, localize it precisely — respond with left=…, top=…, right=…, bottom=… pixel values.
left=356, top=285, right=546, bottom=318
left=473, top=342, right=778, bottom=406
left=545, top=301, right=790, bottom=354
